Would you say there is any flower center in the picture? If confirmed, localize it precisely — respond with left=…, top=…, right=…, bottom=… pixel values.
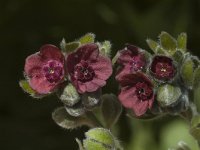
left=155, top=62, right=174, bottom=79
left=74, top=60, right=95, bottom=82
left=43, top=60, right=64, bottom=83
left=135, top=82, right=153, bottom=101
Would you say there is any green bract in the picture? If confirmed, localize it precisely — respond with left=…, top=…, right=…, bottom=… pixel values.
left=157, top=84, right=182, bottom=107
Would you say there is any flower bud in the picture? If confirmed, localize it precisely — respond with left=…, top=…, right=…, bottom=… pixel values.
left=83, top=128, right=116, bottom=150
left=65, top=102, right=85, bottom=117
left=81, top=89, right=101, bottom=110
left=58, top=83, right=80, bottom=107
left=157, top=84, right=181, bottom=107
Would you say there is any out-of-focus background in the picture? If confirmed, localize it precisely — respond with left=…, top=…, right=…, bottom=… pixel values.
left=0, top=0, right=200, bottom=150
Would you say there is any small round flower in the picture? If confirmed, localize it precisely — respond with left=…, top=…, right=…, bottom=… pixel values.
left=118, top=72, right=154, bottom=116
left=66, top=43, right=112, bottom=93
left=24, top=44, right=65, bottom=94
left=150, top=56, right=176, bottom=81
left=116, top=44, right=146, bottom=81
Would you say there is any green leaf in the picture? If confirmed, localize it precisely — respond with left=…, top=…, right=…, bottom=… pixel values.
left=156, top=46, right=166, bottom=55
left=19, top=80, right=35, bottom=95
left=159, top=31, right=177, bottom=55
left=98, top=41, right=112, bottom=57
left=84, top=128, right=115, bottom=150
left=65, top=42, right=80, bottom=52
left=52, top=107, right=93, bottom=129
left=190, top=115, right=200, bottom=141
left=60, top=38, right=80, bottom=53
left=146, top=39, right=159, bottom=54
left=177, top=33, right=187, bottom=52
left=112, top=52, right=119, bottom=65
left=79, top=33, right=95, bottom=44
left=193, top=67, right=200, bottom=88
left=173, top=50, right=184, bottom=64
left=194, top=85, right=200, bottom=112
left=19, top=80, right=42, bottom=98
left=83, top=139, right=108, bottom=150
left=181, top=58, right=195, bottom=89
left=157, top=84, right=182, bottom=107
left=101, top=94, right=122, bottom=128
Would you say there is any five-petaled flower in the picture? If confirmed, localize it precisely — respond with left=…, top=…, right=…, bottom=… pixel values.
left=118, top=72, right=155, bottom=116
left=150, top=55, right=176, bottom=81
left=116, top=44, right=146, bottom=81
left=24, top=44, right=65, bottom=94
left=66, top=43, right=112, bottom=93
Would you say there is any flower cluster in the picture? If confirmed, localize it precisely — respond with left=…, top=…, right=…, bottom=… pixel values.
left=20, top=32, right=200, bottom=120
left=20, top=33, right=113, bottom=117
left=116, top=32, right=199, bottom=117
left=19, top=32, right=200, bottom=150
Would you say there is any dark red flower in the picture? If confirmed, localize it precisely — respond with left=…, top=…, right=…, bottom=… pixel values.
left=116, top=44, right=146, bottom=81
left=118, top=72, right=154, bottom=116
left=24, top=44, right=65, bottom=94
left=150, top=56, right=176, bottom=81
left=66, top=43, right=112, bottom=93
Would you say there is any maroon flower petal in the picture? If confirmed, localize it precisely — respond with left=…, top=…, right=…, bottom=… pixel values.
left=117, top=50, right=134, bottom=65
left=117, top=44, right=140, bottom=65
left=66, top=44, right=99, bottom=76
left=40, top=44, right=64, bottom=61
left=25, top=53, right=43, bottom=76
left=118, top=73, right=154, bottom=116
left=75, top=43, right=99, bottom=61
left=119, top=72, right=152, bottom=87
left=90, top=56, right=113, bottom=80
left=150, top=55, right=176, bottom=81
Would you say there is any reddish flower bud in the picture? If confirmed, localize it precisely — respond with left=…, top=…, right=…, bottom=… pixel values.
left=66, top=43, right=112, bottom=93
left=116, top=44, right=146, bottom=81
left=118, top=72, right=155, bottom=116
left=150, top=56, right=176, bottom=81
left=24, top=44, right=65, bottom=94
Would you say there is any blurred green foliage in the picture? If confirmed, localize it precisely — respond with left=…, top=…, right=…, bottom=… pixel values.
left=0, top=0, right=200, bottom=150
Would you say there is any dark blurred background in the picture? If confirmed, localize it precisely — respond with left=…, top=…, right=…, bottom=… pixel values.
left=0, top=0, right=200, bottom=150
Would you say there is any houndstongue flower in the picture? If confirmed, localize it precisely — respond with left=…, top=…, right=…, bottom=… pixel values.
left=24, top=44, right=65, bottom=94
left=150, top=55, right=176, bottom=81
left=116, top=44, right=146, bottom=81
left=118, top=72, right=154, bottom=116
left=66, top=43, right=112, bottom=93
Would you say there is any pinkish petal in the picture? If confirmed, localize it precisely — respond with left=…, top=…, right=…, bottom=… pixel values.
left=29, top=76, right=55, bottom=94
left=76, top=81, right=86, bottom=93
left=90, top=56, right=112, bottom=80
left=84, top=81, right=99, bottom=93
left=92, top=78, right=106, bottom=87
left=118, top=87, right=137, bottom=109
left=24, top=53, right=43, bottom=76
left=40, top=44, right=63, bottom=61
left=132, top=100, right=149, bottom=116
left=148, top=95, right=155, bottom=109
left=115, top=65, right=131, bottom=81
